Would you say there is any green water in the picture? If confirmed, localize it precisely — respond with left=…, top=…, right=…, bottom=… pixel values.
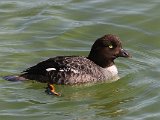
left=0, top=0, right=160, bottom=120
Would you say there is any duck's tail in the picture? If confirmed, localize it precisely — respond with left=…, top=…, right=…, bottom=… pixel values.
left=3, top=75, right=27, bottom=82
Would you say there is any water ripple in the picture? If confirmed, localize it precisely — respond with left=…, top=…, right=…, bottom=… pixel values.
left=0, top=0, right=160, bottom=120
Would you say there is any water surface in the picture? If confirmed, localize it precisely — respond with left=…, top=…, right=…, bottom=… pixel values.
left=0, top=0, right=160, bottom=120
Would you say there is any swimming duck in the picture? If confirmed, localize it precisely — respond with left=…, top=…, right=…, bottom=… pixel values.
left=4, top=34, right=131, bottom=96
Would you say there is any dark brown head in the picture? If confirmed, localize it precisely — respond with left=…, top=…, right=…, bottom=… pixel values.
left=88, top=34, right=131, bottom=68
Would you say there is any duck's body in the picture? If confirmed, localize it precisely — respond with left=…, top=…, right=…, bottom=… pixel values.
left=4, top=34, right=130, bottom=96
left=20, top=56, right=118, bottom=85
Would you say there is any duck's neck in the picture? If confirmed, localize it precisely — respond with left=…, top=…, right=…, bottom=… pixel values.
left=106, top=65, right=118, bottom=75
left=101, top=65, right=119, bottom=81
left=87, top=52, right=114, bottom=68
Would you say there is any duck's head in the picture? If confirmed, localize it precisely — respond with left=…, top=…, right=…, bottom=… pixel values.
left=88, top=34, right=131, bottom=68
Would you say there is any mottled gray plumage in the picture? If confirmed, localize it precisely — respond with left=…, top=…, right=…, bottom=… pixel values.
left=21, top=56, right=112, bottom=85
left=4, top=34, right=131, bottom=85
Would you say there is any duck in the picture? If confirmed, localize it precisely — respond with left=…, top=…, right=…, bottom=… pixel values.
left=4, top=34, right=131, bottom=96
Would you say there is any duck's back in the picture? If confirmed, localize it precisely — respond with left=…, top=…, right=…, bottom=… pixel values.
left=21, top=56, right=107, bottom=85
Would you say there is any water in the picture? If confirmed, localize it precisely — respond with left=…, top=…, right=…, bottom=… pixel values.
left=0, top=0, right=160, bottom=120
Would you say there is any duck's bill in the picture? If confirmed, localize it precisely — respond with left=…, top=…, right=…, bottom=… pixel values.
left=118, top=49, right=131, bottom=58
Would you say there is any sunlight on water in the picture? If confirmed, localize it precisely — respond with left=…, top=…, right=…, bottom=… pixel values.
left=0, top=0, right=160, bottom=120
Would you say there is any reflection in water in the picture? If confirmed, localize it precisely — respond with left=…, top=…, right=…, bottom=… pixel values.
left=52, top=80, right=135, bottom=118
left=90, top=97, right=134, bottom=117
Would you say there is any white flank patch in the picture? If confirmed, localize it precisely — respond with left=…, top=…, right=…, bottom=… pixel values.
left=106, top=65, right=118, bottom=75
left=59, top=69, right=64, bottom=72
left=46, top=68, right=56, bottom=72
left=71, top=69, right=79, bottom=74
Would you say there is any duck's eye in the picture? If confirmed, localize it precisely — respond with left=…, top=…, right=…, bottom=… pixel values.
left=108, top=45, right=113, bottom=49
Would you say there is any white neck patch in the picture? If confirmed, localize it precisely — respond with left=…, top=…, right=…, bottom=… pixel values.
left=106, top=65, right=118, bottom=75
left=100, top=65, right=119, bottom=81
